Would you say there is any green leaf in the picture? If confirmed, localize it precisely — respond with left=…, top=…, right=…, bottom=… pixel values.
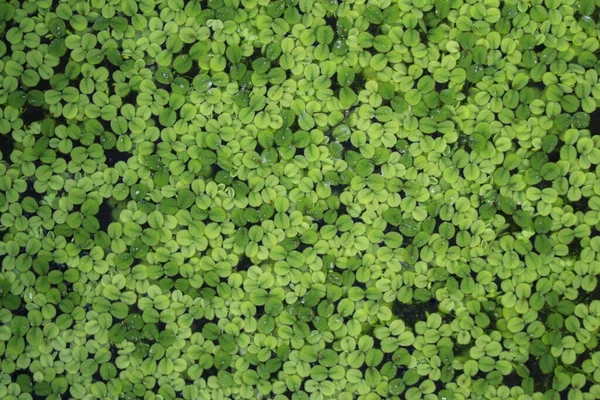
left=399, top=219, right=419, bottom=237
left=318, top=349, right=339, bottom=367
left=435, top=0, right=450, bottom=19
left=540, top=162, right=561, bottom=181
left=48, top=18, right=66, bottom=37
left=340, top=87, right=357, bottom=107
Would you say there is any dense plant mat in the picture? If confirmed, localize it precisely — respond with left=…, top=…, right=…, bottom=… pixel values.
left=1, top=0, right=600, bottom=399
